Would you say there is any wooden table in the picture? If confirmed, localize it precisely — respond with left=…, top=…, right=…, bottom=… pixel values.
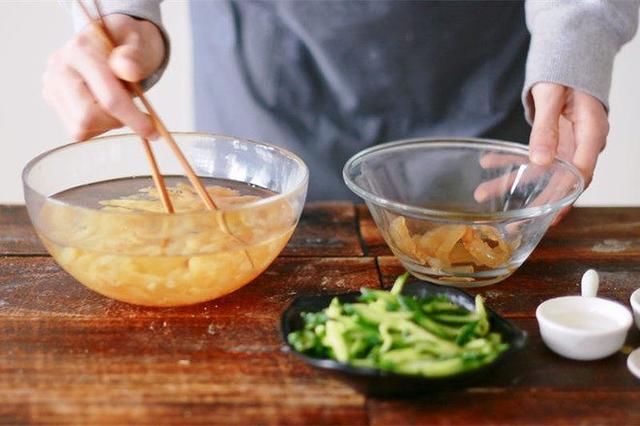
left=1, top=203, right=639, bottom=425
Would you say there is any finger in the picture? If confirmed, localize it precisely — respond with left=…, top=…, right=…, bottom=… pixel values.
left=106, top=16, right=165, bottom=82
left=474, top=161, right=579, bottom=225
left=44, top=84, right=74, bottom=138
left=109, top=27, right=162, bottom=82
left=109, top=43, right=148, bottom=83
left=529, top=83, right=566, bottom=165
left=55, top=67, right=123, bottom=140
left=556, top=116, right=576, bottom=162
left=474, top=168, right=523, bottom=203
left=551, top=205, right=572, bottom=226
left=479, top=153, right=528, bottom=169
left=570, top=102, right=609, bottom=188
left=64, top=40, right=157, bottom=140
left=474, top=164, right=544, bottom=203
left=43, top=55, right=122, bottom=140
left=572, top=144, right=599, bottom=189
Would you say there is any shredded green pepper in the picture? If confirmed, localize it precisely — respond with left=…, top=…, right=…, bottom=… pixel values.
left=288, top=272, right=508, bottom=378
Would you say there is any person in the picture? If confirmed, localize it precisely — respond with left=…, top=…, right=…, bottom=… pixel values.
left=43, top=1, right=639, bottom=202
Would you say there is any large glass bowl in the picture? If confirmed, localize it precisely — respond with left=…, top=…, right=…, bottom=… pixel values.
left=23, top=133, right=308, bottom=306
left=343, top=138, right=584, bottom=287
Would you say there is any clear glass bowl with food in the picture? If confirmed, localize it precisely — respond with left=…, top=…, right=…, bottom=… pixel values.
left=23, top=133, right=308, bottom=306
left=343, top=138, right=584, bottom=287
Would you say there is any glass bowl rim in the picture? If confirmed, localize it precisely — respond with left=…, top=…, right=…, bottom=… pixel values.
left=342, top=137, right=585, bottom=221
left=22, top=131, right=310, bottom=216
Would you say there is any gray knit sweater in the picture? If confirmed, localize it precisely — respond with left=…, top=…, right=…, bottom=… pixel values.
left=71, top=0, right=639, bottom=200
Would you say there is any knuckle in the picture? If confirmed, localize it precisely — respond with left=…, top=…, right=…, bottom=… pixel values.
left=68, top=77, right=86, bottom=93
left=600, top=138, right=608, bottom=153
left=142, top=122, right=156, bottom=137
left=101, top=93, right=126, bottom=114
left=70, top=109, right=102, bottom=141
left=583, top=174, right=593, bottom=188
left=75, top=111, right=96, bottom=133
left=68, top=33, right=91, bottom=51
left=71, top=121, right=91, bottom=141
left=532, top=126, right=559, bottom=145
left=69, top=126, right=90, bottom=142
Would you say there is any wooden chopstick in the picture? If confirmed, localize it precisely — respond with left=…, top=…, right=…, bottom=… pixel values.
left=75, top=0, right=174, bottom=214
left=141, top=138, right=174, bottom=214
left=77, top=0, right=255, bottom=268
left=79, top=0, right=218, bottom=211
left=128, top=85, right=219, bottom=211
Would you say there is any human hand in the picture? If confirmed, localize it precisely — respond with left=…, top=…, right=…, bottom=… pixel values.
left=42, top=14, right=165, bottom=141
left=528, top=82, right=609, bottom=223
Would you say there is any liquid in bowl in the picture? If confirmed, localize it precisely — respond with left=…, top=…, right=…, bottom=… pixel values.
left=37, top=176, right=296, bottom=306
left=545, top=310, right=625, bottom=332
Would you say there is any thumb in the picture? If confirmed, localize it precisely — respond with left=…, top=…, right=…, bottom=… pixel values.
left=95, top=14, right=165, bottom=83
left=109, top=33, right=152, bottom=83
left=529, top=83, right=566, bottom=166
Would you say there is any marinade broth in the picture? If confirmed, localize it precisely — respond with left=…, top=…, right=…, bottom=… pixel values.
left=37, top=176, right=295, bottom=306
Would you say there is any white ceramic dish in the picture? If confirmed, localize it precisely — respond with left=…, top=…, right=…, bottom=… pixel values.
left=630, top=288, right=640, bottom=330
left=628, top=348, right=640, bottom=380
left=536, top=270, right=633, bottom=361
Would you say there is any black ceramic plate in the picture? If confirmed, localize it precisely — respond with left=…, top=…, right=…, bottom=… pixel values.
left=280, top=279, right=527, bottom=397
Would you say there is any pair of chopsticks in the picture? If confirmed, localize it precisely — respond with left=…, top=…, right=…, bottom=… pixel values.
left=77, top=0, right=254, bottom=267
left=76, top=0, right=217, bottom=215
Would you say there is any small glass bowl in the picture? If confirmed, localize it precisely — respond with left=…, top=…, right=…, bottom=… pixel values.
left=343, top=138, right=584, bottom=287
left=23, top=133, right=308, bottom=306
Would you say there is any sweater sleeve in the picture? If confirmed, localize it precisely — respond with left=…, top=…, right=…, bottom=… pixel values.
left=522, top=0, right=640, bottom=123
left=68, top=0, right=169, bottom=91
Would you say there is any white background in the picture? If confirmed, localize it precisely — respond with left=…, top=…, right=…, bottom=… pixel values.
left=1, top=1, right=638, bottom=205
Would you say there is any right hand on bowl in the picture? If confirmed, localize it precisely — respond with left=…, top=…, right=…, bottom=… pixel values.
left=472, top=148, right=582, bottom=230
left=473, top=83, right=606, bottom=226
left=42, top=14, right=164, bottom=141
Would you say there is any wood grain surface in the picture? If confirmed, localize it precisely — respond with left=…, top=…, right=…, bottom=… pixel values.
left=0, top=206, right=46, bottom=256
left=1, top=204, right=639, bottom=425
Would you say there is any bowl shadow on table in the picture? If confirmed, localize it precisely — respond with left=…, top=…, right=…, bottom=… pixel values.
left=281, top=279, right=528, bottom=398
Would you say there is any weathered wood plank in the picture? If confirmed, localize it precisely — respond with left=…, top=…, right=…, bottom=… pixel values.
left=545, top=208, right=640, bottom=240
left=2, top=317, right=637, bottom=425
left=0, top=256, right=379, bottom=319
left=450, top=319, right=640, bottom=390
left=282, top=202, right=363, bottom=257
left=355, top=205, right=390, bottom=257
left=357, top=206, right=640, bottom=259
left=368, top=389, right=640, bottom=426
left=0, top=203, right=364, bottom=258
left=0, top=255, right=377, bottom=425
left=531, top=208, right=640, bottom=260
left=0, top=205, right=46, bottom=256
left=2, top=401, right=366, bottom=426
left=1, top=350, right=367, bottom=425
left=3, top=204, right=640, bottom=425
left=377, top=256, right=640, bottom=318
